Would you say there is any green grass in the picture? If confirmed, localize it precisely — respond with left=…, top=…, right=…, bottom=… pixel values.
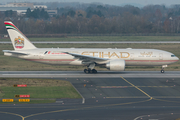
left=0, top=43, right=180, bottom=71
left=1, top=36, right=180, bottom=41
left=1, top=86, right=81, bottom=98
left=0, top=78, right=81, bottom=104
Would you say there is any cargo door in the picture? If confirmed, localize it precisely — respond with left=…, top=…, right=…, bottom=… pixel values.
left=39, top=52, right=44, bottom=59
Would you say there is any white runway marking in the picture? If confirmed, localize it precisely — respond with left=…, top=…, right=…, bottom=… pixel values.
left=2, top=74, right=68, bottom=76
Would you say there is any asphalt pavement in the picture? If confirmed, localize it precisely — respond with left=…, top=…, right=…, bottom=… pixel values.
left=0, top=73, right=180, bottom=120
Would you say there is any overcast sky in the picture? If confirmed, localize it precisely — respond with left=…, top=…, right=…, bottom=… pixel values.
left=1, top=0, right=180, bottom=6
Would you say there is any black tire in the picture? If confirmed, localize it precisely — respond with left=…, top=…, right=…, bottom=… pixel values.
left=92, top=69, right=97, bottom=74
left=161, top=70, right=164, bottom=73
left=84, top=69, right=88, bottom=74
left=88, top=69, right=92, bottom=73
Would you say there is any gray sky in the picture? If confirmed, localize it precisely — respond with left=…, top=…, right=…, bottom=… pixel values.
left=1, top=0, right=180, bottom=6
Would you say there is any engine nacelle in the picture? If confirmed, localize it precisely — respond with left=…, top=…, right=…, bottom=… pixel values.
left=106, top=59, right=125, bottom=71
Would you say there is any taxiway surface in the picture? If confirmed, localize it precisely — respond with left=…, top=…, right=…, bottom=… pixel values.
left=0, top=71, right=180, bottom=120
left=0, top=71, right=180, bottom=78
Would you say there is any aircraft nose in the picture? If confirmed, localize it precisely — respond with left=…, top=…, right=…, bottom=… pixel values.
left=174, top=56, right=179, bottom=61
left=177, top=57, right=179, bottom=61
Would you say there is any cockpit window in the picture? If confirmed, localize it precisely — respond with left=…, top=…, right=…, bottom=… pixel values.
left=171, top=55, right=176, bottom=57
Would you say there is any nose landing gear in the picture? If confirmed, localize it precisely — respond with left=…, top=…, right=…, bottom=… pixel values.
left=161, top=69, right=164, bottom=73
left=161, top=65, right=167, bottom=73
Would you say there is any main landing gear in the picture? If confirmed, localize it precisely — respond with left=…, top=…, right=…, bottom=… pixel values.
left=84, top=69, right=97, bottom=74
left=84, top=63, right=97, bottom=74
left=161, top=65, right=167, bottom=73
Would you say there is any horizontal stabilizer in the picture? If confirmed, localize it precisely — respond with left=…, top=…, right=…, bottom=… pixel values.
left=3, top=50, right=29, bottom=55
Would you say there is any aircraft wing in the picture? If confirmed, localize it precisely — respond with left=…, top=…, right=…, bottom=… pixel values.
left=3, top=50, right=29, bottom=55
left=64, top=52, right=108, bottom=63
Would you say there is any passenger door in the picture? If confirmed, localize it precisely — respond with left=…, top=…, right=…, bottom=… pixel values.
left=159, top=53, right=163, bottom=60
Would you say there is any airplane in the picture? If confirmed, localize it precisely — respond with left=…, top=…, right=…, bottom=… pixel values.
left=3, top=21, right=179, bottom=74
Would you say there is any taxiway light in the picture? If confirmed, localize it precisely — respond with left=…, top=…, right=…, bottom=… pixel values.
left=2, top=99, right=14, bottom=102
left=19, top=99, right=30, bottom=102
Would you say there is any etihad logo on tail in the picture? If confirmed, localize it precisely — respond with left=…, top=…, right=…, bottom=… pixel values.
left=14, top=36, right=24, bottom=49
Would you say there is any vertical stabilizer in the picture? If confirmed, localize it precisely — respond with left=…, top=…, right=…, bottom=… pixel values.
left=4, top=21, right=36, bottom=50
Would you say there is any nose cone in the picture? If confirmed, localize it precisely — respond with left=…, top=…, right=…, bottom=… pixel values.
left=173, top=56, right=179, bottom=63
left=176, top=57, right=179, bottom=61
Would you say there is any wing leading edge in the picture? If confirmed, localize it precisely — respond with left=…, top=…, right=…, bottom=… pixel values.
left=64, top=52, right=109, bottom=64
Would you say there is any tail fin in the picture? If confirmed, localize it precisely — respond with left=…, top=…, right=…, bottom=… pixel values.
left=4, top=21, right=36, bottom=50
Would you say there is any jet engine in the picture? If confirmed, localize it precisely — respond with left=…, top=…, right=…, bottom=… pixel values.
left=106, top=59, right=125, bottom=71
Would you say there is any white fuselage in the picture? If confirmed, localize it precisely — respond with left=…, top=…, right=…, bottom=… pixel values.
left=4, top=48, right=179, bottom=66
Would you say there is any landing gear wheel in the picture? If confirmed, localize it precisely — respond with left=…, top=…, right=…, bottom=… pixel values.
left=92, top=69, right=97, bottom=74
left=88, top=69, right=92, bottom=73
left=84, top=69, right=97, bottom=74
left=161, top=65, right=167, bottom=74
left=84, top=69, right=88, bottom=74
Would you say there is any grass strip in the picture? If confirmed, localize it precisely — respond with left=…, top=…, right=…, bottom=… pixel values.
left=1, top=36, right=180, bottom=41
left=0, top=78, right=82, bottom=104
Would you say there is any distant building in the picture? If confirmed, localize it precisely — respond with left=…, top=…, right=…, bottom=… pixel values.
left=34, top=5, right=47, bottom=9
left=46, top=10, right=57, bottom=17
left=0, top=3, right=57, bottom=16
left=8, top=3, right=34, bottom=9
